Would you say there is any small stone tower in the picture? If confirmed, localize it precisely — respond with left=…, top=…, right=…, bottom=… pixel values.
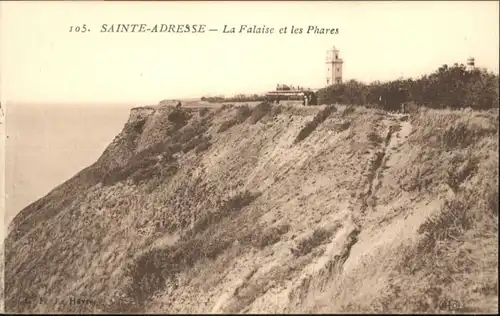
left=466, top=57, right=475, bottom=71
left=326, top=46, right=343, bottom=86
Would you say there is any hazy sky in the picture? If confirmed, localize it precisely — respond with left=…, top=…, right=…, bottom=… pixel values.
left=1, top=1, right=499, bottom=105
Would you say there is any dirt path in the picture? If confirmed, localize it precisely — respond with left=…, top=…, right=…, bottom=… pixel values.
left=373, top=114, right=412, bottom=192
left=359, top=113, right=413, bottom=222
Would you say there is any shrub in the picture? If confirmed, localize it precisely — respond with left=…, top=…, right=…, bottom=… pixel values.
left=342, top=105, right=356, bottom=117
left=101, top=141, right=179, bottom=187
left=218, top=105, right=253, bottom=132
left=123, top=248, right=170, bottom=306
left=124, top=226, right=239, bottom=309
left=315, top=64, right=499, bottom=111
left=367, top=131, right=383, bottom=145
left=195, top=138, right=212, bottom=153
left=199, top=108, right=209, bottom=117
left=127, top=118, right=147, bottom=134
left=169, top=119, right=211, bottom=146
left=334, top=120, right=351, bottom=132
left=167, top=109, right=190, bottom=127
left=218, top=119, right=238, bottom=133
left=295, top=105, right=337, bottom=143
left=439, top=121, right=492, bottom=149
left=293, top=227, right=337, bottom=257
left=235, top=105, right=252, bottom=122
left=202, top=94, right=267, bottom=103
left=249, top=102, right=272, bottom=124
left=415, top=115, right=497, bottom=150
left=130, top=164, right=160, bottom=185
left=223, top=190, right=261, bottom=212
left=102, top=157, right=157, bottom=186
left=252, top=224, right=290, bottom=249
left=183, top=135, right=212, bottom=154
left=189, top=190, right=261, bottom=237
left=446, top=156, right=478, bottom=193
left=418, top=197, right=473, bottom=247
left=270, top=105, right=284, bottom=117
left=122, top=190, right=263, bottom=308
left=221, top=103, right=234, bottom=110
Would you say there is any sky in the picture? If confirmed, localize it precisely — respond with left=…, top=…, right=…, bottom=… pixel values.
left=1, top=1, right=499, bottom=105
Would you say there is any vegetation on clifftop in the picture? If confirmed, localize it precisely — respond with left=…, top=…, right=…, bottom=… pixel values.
left=317, top=64, right=498, bottom=110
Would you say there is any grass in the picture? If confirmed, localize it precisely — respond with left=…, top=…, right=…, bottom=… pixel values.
left=101, top=108, right=214, bottom=187
left=121, top=190, right=262, bottom=310
left=218, top=105, right=252, bottom=133
left=342, top=105, right=356, bottom=117
left=241, top=223, right=291, bottom=249
left=195, top=137, right=212, bottom=153
left=182, top=135, right=212, bottom=154
left=294, top=105, right=337, bottom=143
left=334, top=120, right=351, bottom=132
left=411, top=109, right=498, bottom=149
left=199, top=107, right=210, bottom=117
left=187, top=190, right=262, bottom=238
left=371, top=108, right=499, bottom=313
left=293, top=226, right=340, bottom=257
left=367, top=131, right=383, bottom=145
left=101, top=151, right=177, bottom=187
left=249, top=101, right=272, bottom=124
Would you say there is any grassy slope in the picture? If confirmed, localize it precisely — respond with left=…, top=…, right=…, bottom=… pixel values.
left=4, top=103, right=498, bottom=314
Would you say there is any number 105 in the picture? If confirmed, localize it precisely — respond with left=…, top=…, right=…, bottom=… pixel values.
left=69, top=25, right=89, bottom=33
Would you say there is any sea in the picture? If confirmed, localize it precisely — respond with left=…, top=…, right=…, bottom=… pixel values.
left=3, top=103, right=132, bottom=233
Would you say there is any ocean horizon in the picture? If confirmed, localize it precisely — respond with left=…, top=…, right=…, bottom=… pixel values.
left=4, top=102, right=132, bottom=227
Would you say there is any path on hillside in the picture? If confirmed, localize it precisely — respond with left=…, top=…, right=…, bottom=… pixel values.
left=359, top=113, right=413, bottom=222
left=279, top=112, right=414, bottom=314
left=372, top=114, right=413, bottom=199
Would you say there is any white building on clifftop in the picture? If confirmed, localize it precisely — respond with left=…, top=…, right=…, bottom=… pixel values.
left=326, top=46, right=343, bottom=86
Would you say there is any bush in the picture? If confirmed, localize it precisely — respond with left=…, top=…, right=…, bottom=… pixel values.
left=295, top=105, right=337, bottom=143
left=342, top=105, right=356, bottom=117
left=189, top=190, right=261, bottom=237
left=270, top=105, right=284, bottom=117
left=199, top=108, right=209, bottom=117
left=167, top=109, right=190, bottom=127
left=316, top=64, right=499, bottom=111
left=126, top=118, right=147, bottom=134
left=202, top=94, right=267, bottom=103
left=293, top=227, right=338, bottom=257
left=367, top=131, right=383, bottom=145
left=235, top=105, right=252, bottom=122
left=122, top=190, right=262, bottom=308
left=418, top=197, right=473, bottom=245
left=183, top=135, right=212, bottom=154
left=218, top=105, right=252, bottom=132
left=414, top=114, right=498, bottom=150
left=249, top=102, right=272, bottom=124
left=218, top=118, right=238, bottom=133
left=252, top=224, right=290, bottom=249
left=195, top=138, right=212, bottom=153
left=102, top=157, right=158, bottom=186
left=334, top=120, right=351, bottom=132
left=124, top=224, right=240, bottom=309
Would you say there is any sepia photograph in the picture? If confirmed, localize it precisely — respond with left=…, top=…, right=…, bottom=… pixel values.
left=1, top=1, right=499, bottom=314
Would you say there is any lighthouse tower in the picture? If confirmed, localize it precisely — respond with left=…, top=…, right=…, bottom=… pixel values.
left=326, top=46, right=343, bottom=86
left=466, top=57, right=475, bottom=71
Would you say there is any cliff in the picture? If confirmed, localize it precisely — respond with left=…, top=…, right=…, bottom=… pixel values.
left=4, top=103, right=499, bottom=313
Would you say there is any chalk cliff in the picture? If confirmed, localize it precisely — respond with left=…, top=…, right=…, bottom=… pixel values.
left=4, top=103, right=498, bottom=313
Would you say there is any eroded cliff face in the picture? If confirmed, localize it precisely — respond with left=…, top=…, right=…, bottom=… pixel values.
left=4, top=103, right=499, bottom=314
